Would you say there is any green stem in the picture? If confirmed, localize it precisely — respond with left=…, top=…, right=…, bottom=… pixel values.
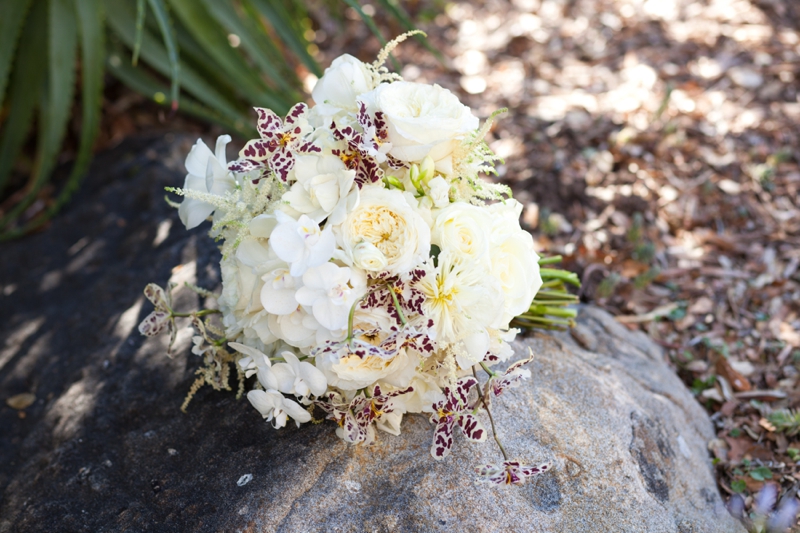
left=530, top=299, right=579, bottom=307
left=538, top=255, right=563, bottom=265
left=473, top=367, right=508, bottom=461
left=540, top=268, right=581, bottom=287
left=386, top=283, right=408, bottom=326
left=171, top=309, right=221, bottom=318
left=527, top=305, right=578, bottom=319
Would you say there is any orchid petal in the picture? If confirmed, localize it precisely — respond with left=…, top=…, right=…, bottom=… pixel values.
left=270, top=363, right=297, bottom=394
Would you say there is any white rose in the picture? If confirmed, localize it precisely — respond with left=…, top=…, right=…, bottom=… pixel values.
left=360, top=81, right=478, bottom=166
left=352, top=242, right=388, bottom=271
left=430, top=202, right=492, bottom=270
left=282, top=154, right=357, bottom=225
left=340, top=187, right=430, bottom=276
left=219, top=247, right=276, bottom=346
left=486, top=200, right=542, bottom=326
left=311, top=54, right=374, bottom=124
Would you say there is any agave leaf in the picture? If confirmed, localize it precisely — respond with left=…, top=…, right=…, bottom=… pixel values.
left=107, top=44, right=256, bottom=138
left=106, top=0, right=247, bottom=125
left=0, top=0, right=33, bottom=109
left=0, top=0, right=47, bottom=197
left=248, top=0, right=321, bottom=77
left=9, top=0, right=108, bottom=239
left=166, top=0, right=288, bottom=112
left=342, top=0, right=387, bottom=47
left=199, top=0, right=300, bottom=98
left=0, top=0, right=77, bottom=234
left=132, top=0, right=146, bottom=66
left=146, top=0, right=179, bottom=111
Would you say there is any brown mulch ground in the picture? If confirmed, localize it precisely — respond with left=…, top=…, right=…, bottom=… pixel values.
left=318, top=0, right=800, bottom=527
left=12, top=0, right=800, bottom=528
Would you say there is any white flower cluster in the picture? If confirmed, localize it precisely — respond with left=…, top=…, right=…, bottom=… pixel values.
left=171, top=38, right=543, bottom=457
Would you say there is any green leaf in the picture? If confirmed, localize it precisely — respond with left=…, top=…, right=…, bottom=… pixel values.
left=731, top=479, right=746, bottom=493
left=248, top=0, right=321, bottom=77
left=166, top=0, right=288, bottom=111
left=0, top=0, right=33, bottom=109
left=0, top=0, right=77, bottom=234
left=107, top=45, right=255, bottom=138
left=132, top=0, right=146, bottom=66
left=749, top=466, right=772, bottom=481
left=3, top=0, right=106, bottom=239
left=106, top=0, right=247, bottom=125
left=787, top=448, right=800, bottom=461
left=0, top=0, right=47, bottom=195
left=199, top=0, right=300, bottom=97
left=146, top=0, right=179, bottom=110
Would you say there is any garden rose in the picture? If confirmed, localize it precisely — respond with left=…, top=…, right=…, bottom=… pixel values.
left=340, top=187, right=430, bottom=275
left=486, top=200, right=542, bottom=325
left=360, top=81, right=478, bottom=166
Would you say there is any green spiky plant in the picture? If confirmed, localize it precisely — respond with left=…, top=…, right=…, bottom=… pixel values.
left=0, top=0, right=428, bottom=240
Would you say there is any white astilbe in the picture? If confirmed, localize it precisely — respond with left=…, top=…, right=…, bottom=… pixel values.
left=368, top=30, right=426, bottom=86
left=167, top=170, right=285, bottom=258
left=450, top=109, right=512, bottom=205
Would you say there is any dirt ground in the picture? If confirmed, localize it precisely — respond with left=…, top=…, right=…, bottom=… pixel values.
left=325, top=0, right=800, bottom=526
left=12, top=0, right=800, bottom=528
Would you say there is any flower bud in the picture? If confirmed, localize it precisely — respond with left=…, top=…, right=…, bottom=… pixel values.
left=353, top=241, right=389, bottom=271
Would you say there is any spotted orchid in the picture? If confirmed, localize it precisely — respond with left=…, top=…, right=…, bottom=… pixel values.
left=487, top=353, right=534, bottom=399
left=138, top=283, right=173, bottom=337
left=316, top=385, right=413, bottom=444
left=429, top=377, right=487, bottom=460
left=331, top=102, right=404, bottom=188
left=231, top=104, right=321, bottom=182
left=475, top=461, right=552, bottom=486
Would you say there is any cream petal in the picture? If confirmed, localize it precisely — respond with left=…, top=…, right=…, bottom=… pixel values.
left=270, top=363, right=297, bottom=394
left=247, top=389, right=278, bottom=418
left=257, top=365, right=279, bottom=391
left=282, top=398, right=312, bottom=425
left=261, top=285, right=299, bottom=315
left=184, top=138, right=213, bottom=177
left=214, top=134, right=231, bottom=166
left=298, top=362, right=328, bottom=396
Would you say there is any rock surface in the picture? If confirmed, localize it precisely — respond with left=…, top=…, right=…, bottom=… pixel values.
left=0, top=135, right=745, bottom=532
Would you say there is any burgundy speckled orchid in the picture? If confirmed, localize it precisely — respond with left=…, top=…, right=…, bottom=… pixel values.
left=316, top=385, right=413, bottom=444
left=475, top=460, right=552, bottom=485
left=230, top=103, right=320, bottom=181
left=429, top=376, right=487, bottom=460
left=487, top=353, right=534, bottom=398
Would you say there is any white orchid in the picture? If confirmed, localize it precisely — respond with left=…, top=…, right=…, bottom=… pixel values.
left=260, top=267, right=301, bottom=316
left=271, top=351, right=327, bottom=399
left=178, top=135, right=235, bottom=229
left=269, top=211, right=336, bottom=277
left=247, top=389, right=311, bottom=428
left=231, top=342, right=279, bottom=390
left=295, top=263, right=364, bottom=332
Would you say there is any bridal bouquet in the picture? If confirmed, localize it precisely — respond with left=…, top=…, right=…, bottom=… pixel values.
left=140, top=33, right=579, bottom=485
